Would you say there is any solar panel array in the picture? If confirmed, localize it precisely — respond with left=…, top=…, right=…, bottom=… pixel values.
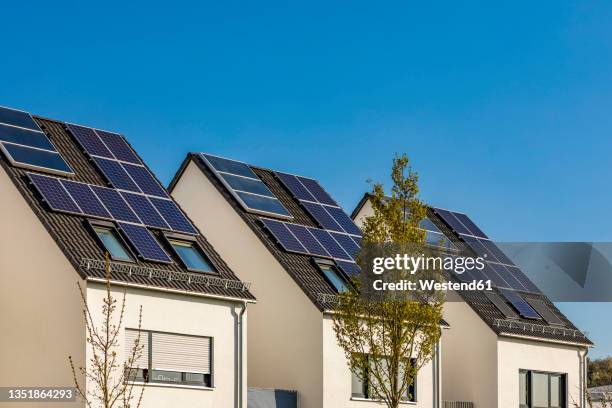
left=260, top=218, right=361, bottom=276
left=275, top=172, right=362, bottom=236
left=28, top=173, right=196, bottom=263
left=0, top=106, right=74, bottom=176
left=433, top=207, right=540, bottom=294
left=200, top=153, right=293, bottom=219
left=66, top=124, right=168, bottom=197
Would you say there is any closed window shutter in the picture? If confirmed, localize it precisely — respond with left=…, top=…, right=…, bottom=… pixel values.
left=151, top=332, right=211, bottom=374
left=125, top=329, right=149, bottom=369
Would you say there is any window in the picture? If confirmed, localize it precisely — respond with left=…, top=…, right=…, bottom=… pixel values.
left=125, top=329, right=213, bottom=387
left=351, top=355, right=416, bottom=402
left=168, top=239, right=215, bottom=273
left=316, top=261, right=349, bottom=293
left=519, top=370, right=565, bottom=408
left=93, top=225, right=133, bottom=262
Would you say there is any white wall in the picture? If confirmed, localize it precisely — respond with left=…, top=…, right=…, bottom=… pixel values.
left=497, top=337, right=585, bottom=407
left=86, top=282, right=246, bottom=408
left=322, top=315, right=436, bottom=408
left=0, top=169, right=85, bottom=408
left=172, top=161, right=325, bottom=408
left=441, top=300, right=498, bottom=407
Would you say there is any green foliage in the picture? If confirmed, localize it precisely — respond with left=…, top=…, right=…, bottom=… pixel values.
left=332, top=154, right=443, bottom=408
left=589, top=357, right=612, bottom=387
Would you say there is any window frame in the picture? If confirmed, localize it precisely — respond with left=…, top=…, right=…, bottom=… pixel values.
left=519, top=369, right=566, bottom=408
left=126, top=328, right=215, bottom=388
left=163, top=232, right=218, bottom=274
left=350, top=354, right=417, bottom=403
left=313, top=258, right=350, bottom=293
left=88, top=220, right=136, bottom=263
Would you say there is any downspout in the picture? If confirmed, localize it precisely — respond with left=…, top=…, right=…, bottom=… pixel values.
left=236, top=301, right=248, bottom=408
left=582, top=347, right=589, bottom=407
left=432, top=331, right=441, bottom=408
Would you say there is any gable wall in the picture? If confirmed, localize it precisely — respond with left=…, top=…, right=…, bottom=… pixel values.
left=0, top=168, right=85, bottom=407
left=171, top=161, right=324, bottom=408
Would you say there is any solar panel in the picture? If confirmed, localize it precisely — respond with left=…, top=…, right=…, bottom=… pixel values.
left=91, top=186, right=140, bottom=223
left=97, top=130, right=141, bottom=164
left=453, top=212, right=488, bottom=239
left=434, top=208, right=473, bottom=236
left=335, top=260, right=361, bottom=277
left=275, top=172, right=316, bottom=201
left=506, top=266, right=541, bottom=293
left=296, top=176, right=338, bottom=206
left=329, top=231, right=361, bottom=260
left=117, top=222, right=172, bottom=263
left=61, top=180, right=111, bottom=219
left=93, top=157, right=141, bottom=192
left=200, top=153, right=293, bottom=220
left=66, top=124, right=114, bottom=158
left=275, top=171, right=361, bottom=235
left=308, top=228, right=351, bottom=260
left=0, top=106, right=42, bottom=131
left=481, top=263, right=510, bottom=288
left=324, top=205, right=363, bottom=236
left=458, top=233, right=541, bottom=294
left=484, top=291, right=519, bottom=319
left=0, top=124, right=54, bottom=150
left=525, top=298, right=565, bottom=326
left=285, top=224, right=330, bottom=257
left=220, top=173, right=276, bottom=197
left=121, top=192, right=169, bottom=230
left=1, top=143, right=74, bottom=175
left=235, top=191, right=292, bottom=218
left=122, top=163, right=168, bottom=198
left=29, top=173, right=81, bottom=214
left=149, top=197, right=197, bottom=234
left=260, top=218, right=308, bottom=253
left=301, top=202, right=343, bottom=232
left=499, top=289, right=541, bottom=319
left=201, top=153, right=258, bottom=179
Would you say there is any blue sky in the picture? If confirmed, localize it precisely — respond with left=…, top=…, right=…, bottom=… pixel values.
left=2, top=1, right=612, bottom=357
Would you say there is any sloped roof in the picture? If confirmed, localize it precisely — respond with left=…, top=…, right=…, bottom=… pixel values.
left=359, top=196, right=592, bottom=346
left=171, top=153, right=356, bottom=311
left=171, top=153, right=591, bottom=345
left=0, top=114, right=254, bottom=302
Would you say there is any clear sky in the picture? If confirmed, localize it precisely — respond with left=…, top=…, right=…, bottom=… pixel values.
left=2, top=1, right=612, bottom=357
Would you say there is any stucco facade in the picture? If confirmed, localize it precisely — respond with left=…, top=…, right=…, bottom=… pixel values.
left=86, top=282, right=248, bottom=408
left=0, top=162, right=85, bottom=408
left=171, top=160, right=440, bottom=408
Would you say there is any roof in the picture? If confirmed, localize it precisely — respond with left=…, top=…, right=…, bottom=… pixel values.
left=353, top=195, right=592, bottom=347
left=0, top=113, right=254, bottom=302
left=171, top=153, right=362, bottom=311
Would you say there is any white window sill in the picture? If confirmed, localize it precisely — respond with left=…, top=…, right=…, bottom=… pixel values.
left=127, top=381, right=214, bottom=391
left=350, top=397, right=416, bottom=405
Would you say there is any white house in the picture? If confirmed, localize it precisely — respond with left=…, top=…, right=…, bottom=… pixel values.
left=0, top=106, right=255, bottom=408
left=170, top=153, right=444, bottom=408
left=352, top=193, right=593, bottom=408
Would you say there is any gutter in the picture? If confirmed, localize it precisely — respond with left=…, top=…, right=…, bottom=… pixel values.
left=86, top=277, right=257, bottom=305
left=497, top=332, right=592, bottom=348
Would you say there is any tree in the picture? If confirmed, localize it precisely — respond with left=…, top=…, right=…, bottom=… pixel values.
left=69, top=254, right=146, bottom=408
left=332, top=154, right=444, bottom=408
